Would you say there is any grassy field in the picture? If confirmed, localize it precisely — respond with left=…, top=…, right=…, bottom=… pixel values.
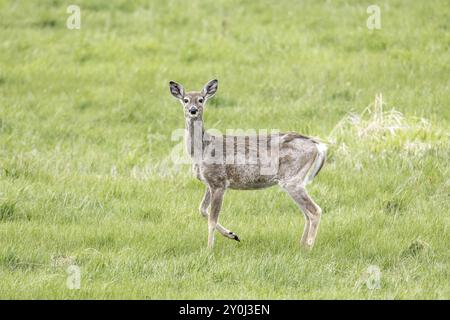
left=0, top=0, right=449, bottom=299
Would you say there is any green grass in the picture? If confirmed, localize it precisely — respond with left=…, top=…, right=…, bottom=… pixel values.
left=0, top=0, right=449, bottom=299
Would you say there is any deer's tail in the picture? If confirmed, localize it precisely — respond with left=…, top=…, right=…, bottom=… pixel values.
left=305, top=142, right=327, bottom=185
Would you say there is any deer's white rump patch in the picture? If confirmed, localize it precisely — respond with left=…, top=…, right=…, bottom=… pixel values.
left=305, top=142, right=327, bottom=185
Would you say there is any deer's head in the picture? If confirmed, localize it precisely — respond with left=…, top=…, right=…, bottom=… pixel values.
left=169, top=79, right=218, bottom=120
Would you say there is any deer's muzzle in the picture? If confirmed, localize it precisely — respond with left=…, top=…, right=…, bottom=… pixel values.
left=189, top=107, right=198, bottom=115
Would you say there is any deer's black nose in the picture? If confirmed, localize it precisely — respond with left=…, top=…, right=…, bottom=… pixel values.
left=189, top=107, right=198, bottom=115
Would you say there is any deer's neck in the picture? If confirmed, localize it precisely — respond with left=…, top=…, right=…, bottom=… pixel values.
left=185, top=117, right=205, bottom=159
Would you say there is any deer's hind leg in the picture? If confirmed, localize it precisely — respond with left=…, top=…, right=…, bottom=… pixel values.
left=199, top=187, right=240, bottom=243
left=280, top=180, right=322, bottom=249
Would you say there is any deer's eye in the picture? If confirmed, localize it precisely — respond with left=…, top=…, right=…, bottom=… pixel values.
left=198, top=98, right=204, bottom=104
left=183, top=98, right=189, bottom=103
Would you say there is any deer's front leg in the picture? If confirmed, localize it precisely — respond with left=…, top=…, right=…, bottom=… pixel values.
left=200, top=187, right=240, bottom=242
left=207, top=188, right=225, bottom=248
left=199, top=187, right=211, bottom=218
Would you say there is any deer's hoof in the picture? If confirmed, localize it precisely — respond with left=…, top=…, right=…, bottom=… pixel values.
left=230, top=232, right=241, bottom=242
left=229, top=232, right=240, bottom=242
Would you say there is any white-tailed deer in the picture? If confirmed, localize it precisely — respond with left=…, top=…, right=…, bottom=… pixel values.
left=169, top=79, right=327, bottom=249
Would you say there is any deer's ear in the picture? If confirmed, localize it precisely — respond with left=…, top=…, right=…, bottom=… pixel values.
left=169, top=81, right=184, bottom=100
left=202, top=79, right=218, bottom=99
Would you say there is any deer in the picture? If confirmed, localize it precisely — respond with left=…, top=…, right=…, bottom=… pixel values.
left=169, top=79, right=327, bottom=249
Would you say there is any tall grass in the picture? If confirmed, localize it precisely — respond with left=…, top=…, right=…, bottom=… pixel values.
left=0, top=0, right=449, bottom=299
